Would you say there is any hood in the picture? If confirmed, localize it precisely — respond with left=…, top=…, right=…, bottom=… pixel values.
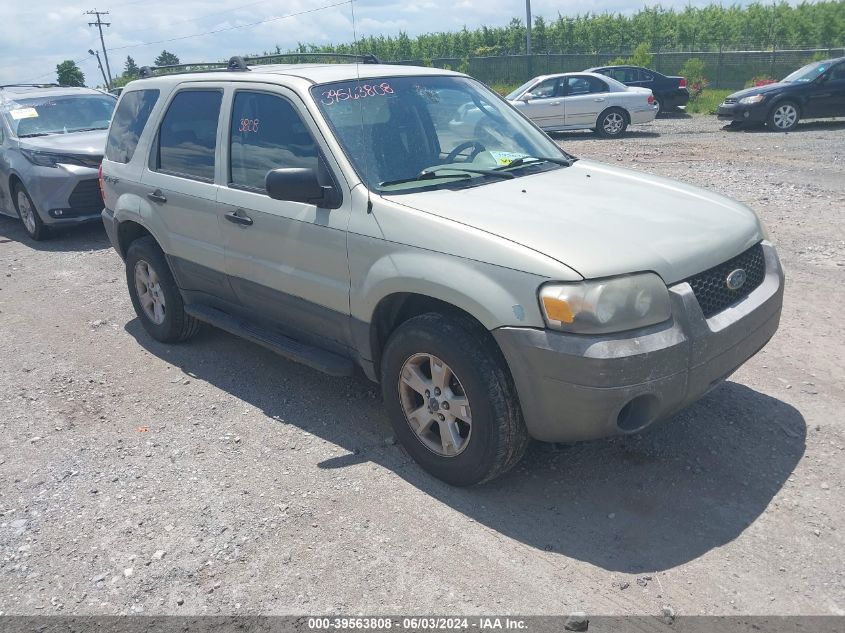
left=18, top=129, right=107, bottom=155
left=727, top=82, right=792, bottom=100
left=388, top=160, right=763, bottom=284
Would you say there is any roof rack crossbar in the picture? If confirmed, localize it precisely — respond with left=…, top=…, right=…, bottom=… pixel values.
left=0, top=83, right=64, bottom=89
left=137, top=52, right=381, bottom=78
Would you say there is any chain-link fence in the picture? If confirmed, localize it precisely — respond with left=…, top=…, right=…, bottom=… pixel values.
left=394, top=46, right=845, bottom=90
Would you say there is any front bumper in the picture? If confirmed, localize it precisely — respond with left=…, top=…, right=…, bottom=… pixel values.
left=493, top=242, right=784, bottom=442
left=25, top=164, right=103, bottom=226
left=716, top=101, right=769, bottom=124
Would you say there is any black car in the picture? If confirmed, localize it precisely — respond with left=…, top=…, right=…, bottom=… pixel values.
left=717, top=57, right=845, bottom=131
left=585, top=65, right=689, bottom=114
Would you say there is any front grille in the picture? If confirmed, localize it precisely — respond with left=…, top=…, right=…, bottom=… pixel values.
left=686, top=243, right=766, bottom=318
left=67, top=179, right=103, bottom=213
left=723, top=97, right=738, bottom=105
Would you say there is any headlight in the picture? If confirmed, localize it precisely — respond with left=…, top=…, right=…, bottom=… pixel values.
left=20, top=149, right=61, bottom=168
left=539, top=273, right=671, bottom=334
left=739, top=94, right=766, bottom=105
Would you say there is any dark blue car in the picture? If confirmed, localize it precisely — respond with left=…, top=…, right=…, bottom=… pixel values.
left=584, top=65, right=689, bottom=114
left=717, top=57, right=845, bottom=131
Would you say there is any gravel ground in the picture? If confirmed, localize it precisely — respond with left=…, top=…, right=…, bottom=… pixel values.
left=0, top=115, right=843, bottom=617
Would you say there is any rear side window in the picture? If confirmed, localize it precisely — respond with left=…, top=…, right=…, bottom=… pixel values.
left=105, top=89, right=159, bottom=163
left=154, top=89, right=222, bottom=181
left=229, top=91, right=319, bottom=191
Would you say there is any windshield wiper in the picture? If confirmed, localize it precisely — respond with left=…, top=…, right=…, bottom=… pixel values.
left=494, top=155, right=576, bottom=171
left=69, top=127, right=109, bottom=133
left=17, top=132, right=52, bottom=138
left=379, top=167, right=515, bottom=188
left=379, top=172, right=473, bottom=188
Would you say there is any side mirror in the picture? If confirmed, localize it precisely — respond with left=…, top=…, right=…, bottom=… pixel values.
left=265, top=167, right=340, bottom=208
left=520, top=93, right=534, bottom=102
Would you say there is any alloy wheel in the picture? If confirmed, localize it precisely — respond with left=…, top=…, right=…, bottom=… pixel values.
left=398, top=353, right=472, bottom=457
left=134, top=259, right=166, bottom=325
left=603, top=112, right=625, bottom=135
left=772, top=104, right=798, bottom=130
left=17, top=190, right=37, bottom=235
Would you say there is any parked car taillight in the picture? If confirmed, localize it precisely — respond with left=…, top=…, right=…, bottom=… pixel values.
left=648, top=94, right=655, bottom=104
left=98, top=164, right=106, bottom=202
left=679, top=77, right=687, bottom=88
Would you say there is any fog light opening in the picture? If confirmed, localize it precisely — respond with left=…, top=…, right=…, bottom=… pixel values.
left=616, top=394, right=661, bottom=433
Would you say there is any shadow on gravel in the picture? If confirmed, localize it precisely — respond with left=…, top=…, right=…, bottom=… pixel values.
left=125, top=318, right=805, bottom=574
left=658, top=109, right=692, bottom=119
left=0, top=215, right=109, bottom=252
left=548, top=129, right=661, bottom=140
left=723, top=119, right=845, bottom=133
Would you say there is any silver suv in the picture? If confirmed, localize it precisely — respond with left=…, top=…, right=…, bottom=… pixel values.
left=0, top=84, right=116, bottom=240
left=101, top=56, right=784, bottom=486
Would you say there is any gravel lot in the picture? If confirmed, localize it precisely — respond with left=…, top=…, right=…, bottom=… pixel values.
left=0, top=115, right=843, bottom=617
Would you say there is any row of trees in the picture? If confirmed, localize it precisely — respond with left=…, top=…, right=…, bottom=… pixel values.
left=294, top=1, right=845, bottom=60
left=55, top=50, right=180, bottom=89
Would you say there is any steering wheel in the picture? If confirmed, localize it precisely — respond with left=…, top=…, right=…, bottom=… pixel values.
left=444, top=140, right=487, bottom=163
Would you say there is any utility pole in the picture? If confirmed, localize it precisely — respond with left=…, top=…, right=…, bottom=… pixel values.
left=88, top=49, right=109, bottom=89
left=86, top=9, right=113, bottom=89
left=525, top=0, right=532, bottom=55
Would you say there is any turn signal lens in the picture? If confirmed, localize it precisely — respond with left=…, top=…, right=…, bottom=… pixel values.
left=542, top=296, right=574, bottom=323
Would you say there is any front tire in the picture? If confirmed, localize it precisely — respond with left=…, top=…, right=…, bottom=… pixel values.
left=380, top=313, right=529, bottom=486
left=767, top=101, right=800, bottom=132
left=13, top=183, right=49, bottom=241
left=595, top=108, right=628, bottom=138
left=125, top=236, right=200, bottom=343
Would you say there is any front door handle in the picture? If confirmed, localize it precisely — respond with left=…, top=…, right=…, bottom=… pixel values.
left=552, top=101, right=561, bottom=106
left=593, top=97, right=605, bottom=102
left=147, top=190, right=167, bottom=204
left=225, top=209, right=253, bottom=226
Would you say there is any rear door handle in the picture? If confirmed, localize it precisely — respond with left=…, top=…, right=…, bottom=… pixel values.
left=225, top=209, right=253, bottom=226
left=593, top=97, right=605, bottom=102
left=146, top=190, right=167, bottom=204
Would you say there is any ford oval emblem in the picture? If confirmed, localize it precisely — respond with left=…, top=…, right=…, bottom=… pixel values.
left=726, top=268, right=747, bottom=291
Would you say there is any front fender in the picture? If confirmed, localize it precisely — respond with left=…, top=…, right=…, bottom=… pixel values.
left=350, top=242, right=550, bottom=333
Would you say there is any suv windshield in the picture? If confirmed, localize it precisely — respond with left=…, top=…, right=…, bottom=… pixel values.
left=2, top=94, right=116, bottom=137
left=782, top=61, right=830, bottom=83
left=312, top=75, right=572, bottom=193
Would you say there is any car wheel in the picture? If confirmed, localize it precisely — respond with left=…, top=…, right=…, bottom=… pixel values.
left=12, top=183, right=49, bottom=241
left=595, top=108, right=628, bottom=138
left=653, top=97, right=663, bottom=116
left=125, top=236, right=200, bottom=343
left=380, top=313, right=529, bottom=486
left=767, top=101, right=800, bottom=132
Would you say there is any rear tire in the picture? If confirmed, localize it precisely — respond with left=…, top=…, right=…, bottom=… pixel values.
left=767, top=101, right=800, bottom=132
left=595, top=108, right=628, bottom=138
left=125, top=236, right=200, bottom=343
left=13, top=183, right=49, bottom=241
left=380, top=313, right=529, bottom=486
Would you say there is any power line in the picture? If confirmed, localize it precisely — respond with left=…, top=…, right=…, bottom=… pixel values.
left=107, top=0, right=352, bottom=52
left=87, top=9, right=114, bottom=89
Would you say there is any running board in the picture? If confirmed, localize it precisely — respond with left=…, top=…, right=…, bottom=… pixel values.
left=184, top=304, right=354, bottom=377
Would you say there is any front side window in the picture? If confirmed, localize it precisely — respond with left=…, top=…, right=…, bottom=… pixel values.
left=229, top=91, right=319, bottom=191
left=312, top=75, right=572, bottom=194
left=154, top=89, right=222, bottom=181
left=529, top=78, right=559, bottom=98
left=105, top=89, right=159, bottom=163
left=1, top=94, right=115, bottom=138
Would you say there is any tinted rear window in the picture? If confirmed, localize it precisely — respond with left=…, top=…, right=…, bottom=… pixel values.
left=105, top=89, right=159, bottom=163
left=154, top=90, right=222, bottom=181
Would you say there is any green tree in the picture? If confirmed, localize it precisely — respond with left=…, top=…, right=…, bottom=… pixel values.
left=154, top=50, right=180, bottom=66
left=56, top=60, right=85, bottom=86
left=629, top=42, right=653, bottom=68
left=124, top=55, right=139, bottom=77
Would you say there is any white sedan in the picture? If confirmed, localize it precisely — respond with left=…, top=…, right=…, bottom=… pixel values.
left=504, top=72, right=658, bottom=137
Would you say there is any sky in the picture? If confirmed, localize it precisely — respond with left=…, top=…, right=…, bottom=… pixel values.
left=2, top=0, right=767, bottom=86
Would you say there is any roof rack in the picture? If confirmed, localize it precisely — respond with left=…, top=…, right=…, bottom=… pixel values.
left=0, top=83, right=65, bottom=90
left=138, top=53, right=381, bottom=79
